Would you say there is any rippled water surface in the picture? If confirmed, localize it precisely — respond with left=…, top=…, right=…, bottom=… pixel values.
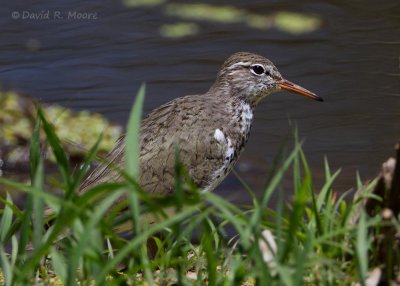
left=0, top=1, right=399, bottom=202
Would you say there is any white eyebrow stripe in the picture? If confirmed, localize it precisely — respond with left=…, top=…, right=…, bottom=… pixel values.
left=226, top=61, right=252, bottom=70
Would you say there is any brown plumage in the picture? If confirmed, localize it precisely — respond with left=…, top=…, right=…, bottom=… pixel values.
left=79, top=52, right=322, bottom=196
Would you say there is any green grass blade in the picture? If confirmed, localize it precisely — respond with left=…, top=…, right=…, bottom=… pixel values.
left=50, top=247, right=67, bottom=285
left=32, top=160, right=44, bottom=249
left=262, top=142, right=302, bottom=208
left=30, top=110, right=45, bottom=249
left=70, top=133, right=103, bottom=192
left=0, top=178, right=74, bottom=211
left=242, top=143, right=302, bottom=244
left=125, top=83, right=145, bottom=179
left=0, top=194, right=13, bottom=243
left=293, top=229, right=312, bottom=286
left=355, top=211, right=368, bottom=286
left=125, top=83, right=145, bottom=234
left=0, top=196, right=23, bottom=221
left=11, top=235, right=18, bottom=268
left=274, top=263, right=294, bottom=286
left=16, top=184, right=122, bottom=277
left=201, top=222, right=217, bottom=286
left=30, top=109, right=41, bottom=179
left=77, top=182, right=126, bottom=210
left=16, top=153, right=45, bottom=281
left=18, top=191, right=33, bottom=260
left=124, top=84, right=154, bottom=283
left=38, top=108, right=72, bottom=188
left=0, top=245, right=12, bottom=286
left=232, top=169, right=256, bottom=201
left=316, top=168, right=341, bottom=211
left=356, top=172, right=363, bottom=190
left=66, top=190, right=124, bottom=285
left=204, top=192, right=247, bottom=242
left=280, top=170, right=309, bottom=263
left=96, top=206, right=198, bottom=283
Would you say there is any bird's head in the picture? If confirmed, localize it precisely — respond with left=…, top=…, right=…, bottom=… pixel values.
left=213, top=52, right=323, bottom=106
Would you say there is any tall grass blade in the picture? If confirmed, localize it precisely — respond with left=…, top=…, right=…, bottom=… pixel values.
left=125, top=83, right=145, bottom=233
left=204, top=192, right=247, bottom=241
left=97, top=206, right=198, bottom=283
left=38, top=108, right=72, bottom=188
left=32, top=160, right=44, bottom=249
left=355, top=211, right=368, bottom=286
left=50, top=247, right=67, bottom=285
left=125, top=83, right=145, bottom=179
left=243, top=143, right=302, bottom=245
left=124, top=84, right=154, bottom=283
left=262, top=142, right=302, bottom=209
left=10, top=235, right=18, bottom=267
left=70, top=133, right=103, bottom=192
left=316, top=168, right=341, bottom=212
left=66, top=190, right=124, bottom=285
left=30, top=114, right=45, bottom=249
left=18, top=188, right=33, bottom=260
left=0, top=196, right=23, bottom=221
left=201, top=222, right=218, bottom=286
left=0, top=246, right=12, bottom=286
left=0, top=194, right=13, bottom=243
left=0, top=178, right=68, bottom=209
left=29, top=110, right=41, bottom=179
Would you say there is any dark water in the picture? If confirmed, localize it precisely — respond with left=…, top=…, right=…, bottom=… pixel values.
left=0, top=1, right=399, bottom=202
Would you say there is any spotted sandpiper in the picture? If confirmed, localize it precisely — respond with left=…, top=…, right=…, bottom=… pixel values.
left=80, top=52, right=322, bottom=195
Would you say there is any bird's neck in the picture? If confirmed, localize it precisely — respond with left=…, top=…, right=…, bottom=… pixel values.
left=207, top=81, right=258, bottom=109
left=203, top=87, right=255, bottom=142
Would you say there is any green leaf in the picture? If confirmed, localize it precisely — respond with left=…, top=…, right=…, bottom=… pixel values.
left=38, top=108, right=72, bottom=188
left=70, top=133, right=103, bottom=192
left=0, top=177, right=71, bottom=210
left=124, top=83, right=145, bottom=234
left=30, top=110, right=45, bottom=249
left=125, top=83, right=145, bottom=178
left=356, top=212, right=369, bottom=286
left=242, top=142, right=302, bottom=246
left=97, top=206, right=198, bottom=283
left=201, top=222, right=217, bottom=286
left=32, top=159, right=44, bottom=249
left=66, top=190, right=124, bottom=285
left=50, top=247, right=67, bottom=285
left=0, top=245, right=13, bottom=286
left=124, top=84, right=154, bottom=283
left=30, top=110, right=41, bottom=179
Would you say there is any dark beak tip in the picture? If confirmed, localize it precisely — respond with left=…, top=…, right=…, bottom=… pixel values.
left=278, top=79, right=323, bottom=103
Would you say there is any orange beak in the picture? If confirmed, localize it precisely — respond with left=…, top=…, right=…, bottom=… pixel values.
left=278, top=79, right=323, bottom=102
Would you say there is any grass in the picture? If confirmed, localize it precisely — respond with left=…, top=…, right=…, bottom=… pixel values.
left=0, top=85, right=397, bottom=285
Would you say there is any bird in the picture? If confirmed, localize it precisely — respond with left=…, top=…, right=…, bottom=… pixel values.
left=79, top=52, right=323, bottom=196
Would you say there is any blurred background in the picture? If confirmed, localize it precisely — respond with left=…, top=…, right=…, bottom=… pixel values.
left=0, top=0, right=399, bottom=203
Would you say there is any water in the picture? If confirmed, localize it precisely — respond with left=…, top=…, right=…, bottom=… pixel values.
left=0, top=0, right=399, bottom=203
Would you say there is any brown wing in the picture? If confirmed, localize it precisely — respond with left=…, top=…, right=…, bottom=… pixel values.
left=138, top=94, right=228, bottom=195
left=80, top=94, right=229, bottom=195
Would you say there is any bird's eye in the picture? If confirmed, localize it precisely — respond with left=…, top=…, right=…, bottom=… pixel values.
left=251, top=64, right=265, bottom=75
